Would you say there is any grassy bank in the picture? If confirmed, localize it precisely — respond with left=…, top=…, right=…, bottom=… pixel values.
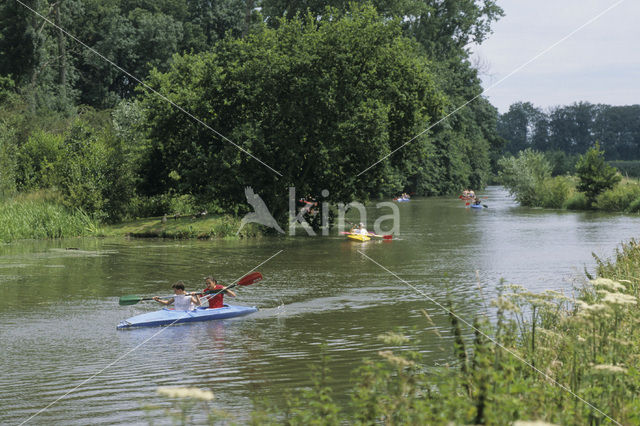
left=0, top=193, right=261, bottom=242
left=100, top=214, right=261, bottom=239
left=0, top=195, right=99, bottom=242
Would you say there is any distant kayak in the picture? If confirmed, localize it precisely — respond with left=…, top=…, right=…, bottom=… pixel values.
left=117, top=305, right=258, bottom=329
left=347, top=233, right=371, bottom=242
left=394, top=198, right=410, bottom=202
left=470, top=204, right=484, bottom=209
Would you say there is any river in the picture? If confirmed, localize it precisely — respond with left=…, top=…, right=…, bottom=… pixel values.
left=2, top=186, right=639, bottom=424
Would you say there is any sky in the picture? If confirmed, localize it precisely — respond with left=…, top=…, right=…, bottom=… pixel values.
left=471, top=0, right=640, bottom=113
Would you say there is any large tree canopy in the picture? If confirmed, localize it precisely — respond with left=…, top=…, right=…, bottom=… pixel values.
left=138, top=5, right=447, bottom=220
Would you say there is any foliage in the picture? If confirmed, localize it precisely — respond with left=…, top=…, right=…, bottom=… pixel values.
left=1, top=0, right=503, bottom=231
left=139, top=4, right=450, bottom=223
left=563, top=192, right=589, bottom=210
left=260, top=0, right=504, bottom=60
left=0, top=193, right=99, bottom=242
left=627, top=197, right=640, bottom=214
left=537, top=175, right=575, bottom=209
left=609, top=161, right=640, bottom=178
left=595, top=181, right=640, bottom=212
left=497, top=149, right=551, bottom=206
left=498, top=102, right=640, bottom=161
left=575, top=143, right=621, bottom=207
left=543, top=150, right=579, bottom=176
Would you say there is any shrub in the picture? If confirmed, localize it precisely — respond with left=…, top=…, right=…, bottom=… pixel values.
left=563, top=192, right=589, bottom=210
left=0, top=196, right=98, bottom=242
left=575, top=143, right=621, bottom=207
left=537, top=176, right=575, bottom=209
left=595, top=183, right=640, bottom=211
left=498, top=149, right=551, bottom=206
left=627, top=197, right=640, bottom=213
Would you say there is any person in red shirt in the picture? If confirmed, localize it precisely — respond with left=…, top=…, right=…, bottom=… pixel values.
left=202, top=276, right=236, bottom=308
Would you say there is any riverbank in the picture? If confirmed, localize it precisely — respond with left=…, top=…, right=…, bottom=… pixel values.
left=248, top=240, right=640, bottom=424
left=0, top=196, right=99, bottom=242
left=99, top=214, right=261, bottom=239
left=0, top=195, right=261, bottom=242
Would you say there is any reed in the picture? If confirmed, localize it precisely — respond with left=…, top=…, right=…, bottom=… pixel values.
left=0, top=196, right=99, bottom=242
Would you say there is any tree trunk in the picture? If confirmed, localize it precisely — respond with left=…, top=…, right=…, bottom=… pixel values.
left=54, top=0, right=66, bottom=90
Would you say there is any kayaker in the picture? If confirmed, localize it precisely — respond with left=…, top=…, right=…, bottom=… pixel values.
left=202, top=276, right=236, bottom=309
left=153, top=282, right=200, bottom=311
left=350, top=222, right=369, bottom=235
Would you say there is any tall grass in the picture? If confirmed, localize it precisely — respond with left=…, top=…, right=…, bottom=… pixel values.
left=0, top=194, right=99, bottom=242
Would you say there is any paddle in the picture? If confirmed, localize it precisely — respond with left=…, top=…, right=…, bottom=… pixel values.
left=368, top=233, right=393, bottom=240
left=119, top=272, right=263, bottom=306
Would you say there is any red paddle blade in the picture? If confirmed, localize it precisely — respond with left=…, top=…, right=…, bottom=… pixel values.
left=465, top=202, right=470, bottom=206
left=237, top=271, right=263, bottom=286
left=382, top=235, right=393, bottom=240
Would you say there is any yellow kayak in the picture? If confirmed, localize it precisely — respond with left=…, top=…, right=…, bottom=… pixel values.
left=347, top=233, right=371, bottom=242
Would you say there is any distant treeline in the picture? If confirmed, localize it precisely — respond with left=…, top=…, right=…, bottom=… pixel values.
left=0, top=1, right=505, bottom=226
left=498, top=102, right=640, bottom=173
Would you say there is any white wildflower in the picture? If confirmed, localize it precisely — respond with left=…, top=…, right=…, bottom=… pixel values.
left=505, top=284, right=525, bottom=291
left=157, top=387, right=214, bottom=401
left=577, top=336, right=586, bottom=342
left=377, top=331, right=410, bottom=345
left=592, top=364, right=627, bottom=374
left=575, top=300, right=590, bottom=310
left=586, top=303, right=610, bottom=312
left=378, top=350, right=416, bottom=368
left=602, top=292, right=637, bottom=306
left=491, top=296, right=521, bottom=313
left=513, top=421, right=559, bottom=426
left=591, top=278, right=626, bottom=292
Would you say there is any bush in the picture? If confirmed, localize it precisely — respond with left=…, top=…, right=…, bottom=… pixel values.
left=537, top=176, right=575, bottom=209
left=563, top=192, right=589, bottom=210
left=626, top=197, right=640, bottom=213
left=498, top=149, right=551, bottom=206
left=595, top=183, right=640, bottom=211
left=16, top=130, right=64, bottom=190
left=575, top=143, right=621, bottom=207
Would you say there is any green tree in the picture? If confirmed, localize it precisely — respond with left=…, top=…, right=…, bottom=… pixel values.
left=497, top=102, right=544, bottom=154
left=139, top=5, right=446, bottom=222
left=498, top=148, right=551, bottom=206
left=575, top=142, right=621, bottom=207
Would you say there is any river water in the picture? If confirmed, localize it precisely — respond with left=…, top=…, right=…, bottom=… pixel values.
left=2, top=186, right=639, bottom=424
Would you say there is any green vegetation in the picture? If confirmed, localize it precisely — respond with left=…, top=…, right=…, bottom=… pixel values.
left=101, top=214, right=259, bottom=239
left=0, top=193, right=99, bottom=242
left=610, top=161, right=640, bottom=178
left=575, top=143, right=621, bottom=207
left=0, top=1, right=504, bottom=239
left=498, top=101, right=640, bottom=161
left=499, top=146, right=640, bottom=212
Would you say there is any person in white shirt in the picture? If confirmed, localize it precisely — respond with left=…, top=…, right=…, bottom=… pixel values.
left=153, top=281, right=200, bottom=311
left=351, top=222, right=369, bottom=235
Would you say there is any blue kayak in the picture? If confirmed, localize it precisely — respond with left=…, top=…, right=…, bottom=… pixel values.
left=470, top=204, right=483, bottom=209
left=395, top=198, right=410, bottom=202
left=117, top=305, right=258, bottom=329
